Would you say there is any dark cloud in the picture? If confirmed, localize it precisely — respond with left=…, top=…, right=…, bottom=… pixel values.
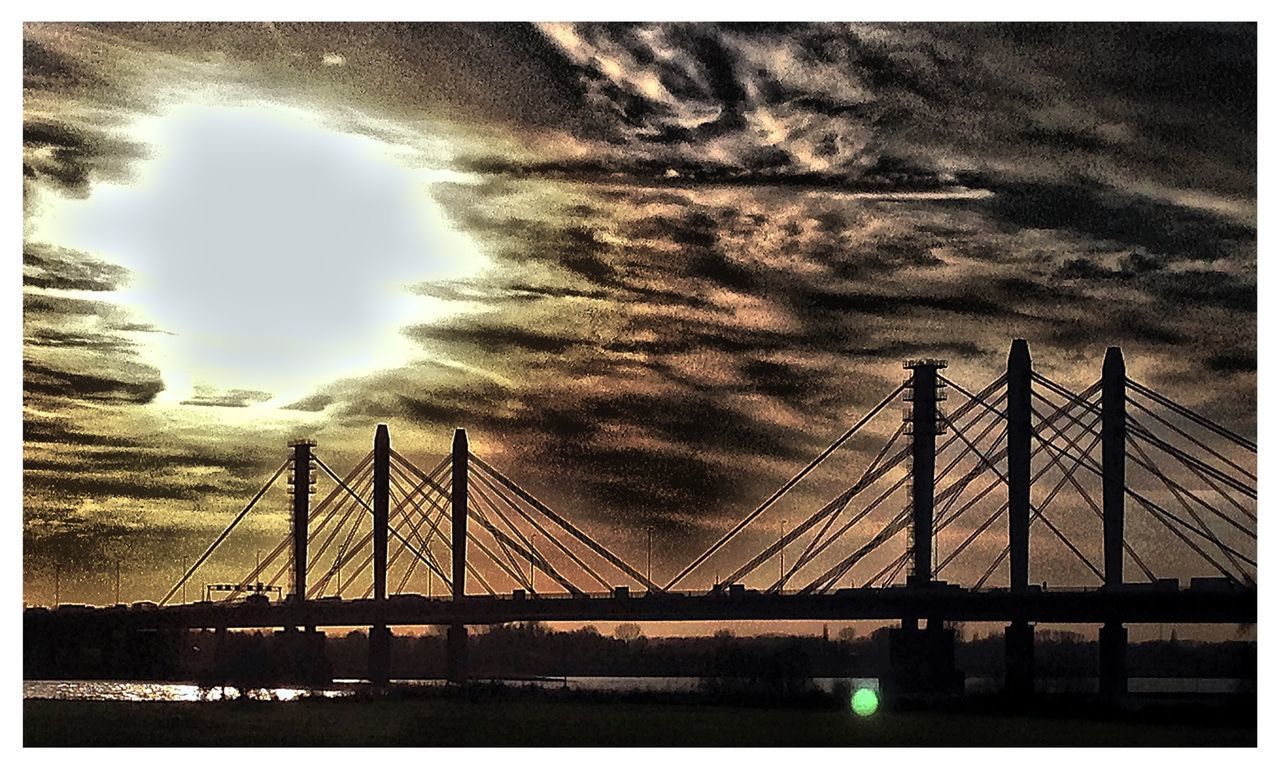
left=281, top=392, right=335, bottom=412
left=24, top=243, right=130, bottom=292
left=24, top=360, right=163, bottom=406
left=26, top=445, right=267, bottom=476
left=1204, top=351, right=1256, bottom=374
left=23, top=413, right=137, bottom=448
left=452, top=151, right=965, bottom=193
left=407, top=323, right=587, bottom=356
left=24, top=470, right=229, bottom=502
left=23, top=118, right=146, bottom=197
left=964, top=175, right=1254, bottom=264
left=23, top=37, right=99, bottom=88
left=1145, top=270, right=1255, bottom=314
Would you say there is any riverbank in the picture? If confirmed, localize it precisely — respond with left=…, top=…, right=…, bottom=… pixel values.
left=24, top=695, right=1256, bottom=747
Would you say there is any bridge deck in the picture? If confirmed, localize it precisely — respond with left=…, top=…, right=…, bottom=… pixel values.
left=26, top=586, right=1256, bottom=631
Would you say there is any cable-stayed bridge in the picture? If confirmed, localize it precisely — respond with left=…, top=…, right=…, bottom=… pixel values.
left=24, top=340, right=1256, bottom=696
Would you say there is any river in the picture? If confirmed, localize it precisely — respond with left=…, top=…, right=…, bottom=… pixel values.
left=23, top=676, right=1251, bottom=702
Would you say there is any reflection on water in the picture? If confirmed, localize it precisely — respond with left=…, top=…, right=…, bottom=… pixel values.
left=23, top=680, right=350, bottom=702
left=24, top=676, right=1249, bottom=702
left=25, top=676, right=873, bottom=702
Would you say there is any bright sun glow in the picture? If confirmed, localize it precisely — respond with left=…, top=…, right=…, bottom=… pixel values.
left=30, top=98, right=488, bottom=409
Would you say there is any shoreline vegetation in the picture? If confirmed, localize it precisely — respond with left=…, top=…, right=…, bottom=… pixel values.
left=28, top=621, right=1256, bottom=686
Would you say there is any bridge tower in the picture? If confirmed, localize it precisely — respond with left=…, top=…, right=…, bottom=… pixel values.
left=905, top=359, right=946, bottom=587
left=889, top=359, right=962, bottom=699
left=1102, top=346, right=1126, bottom=587
left=1100, top=346, right=1128, bottom=697
left=369, top=424, right=392, bottom=685
left=1004, top=340, right=1035, bottom=697
left=447, top=428, right=470, bottom=685
left=288, top=439, right=316, bottom=603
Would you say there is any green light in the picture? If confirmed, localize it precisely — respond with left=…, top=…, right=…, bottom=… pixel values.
left=851, top=687, right=879, bottom=717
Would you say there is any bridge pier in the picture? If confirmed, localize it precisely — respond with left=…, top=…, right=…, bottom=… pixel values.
left=447, top=624, right=469, bottom=684
left=1004, top=621, right=1035, bottom=697
left=888, top=618, right=963, bottom=698
left=273, top=626, right=332, bottom=685
left=368, top=625, right=391, bottom=685
left=211, top=624, right=229, bottom=686
left=1099, top=622, right=1127, bottom=698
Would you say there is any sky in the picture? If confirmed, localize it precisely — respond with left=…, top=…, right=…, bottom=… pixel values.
left=21, top=22, right=1256, bottom=614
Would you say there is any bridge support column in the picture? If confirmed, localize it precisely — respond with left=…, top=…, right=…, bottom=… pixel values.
left=289, top=440, right=316, bottom=603
left=1099, top=621, right=1127, bottom=698
left=212, top=624, right=229, bottom=685
left=447, top=624, right=468, bottom=685
left=1007, top=340, right=1031, bottom=592
left=368, top=625, right=391, bottom=686
left=1004, top=341, right=1035, bottom=698
left=1102, top=347, right=1126, bottom=588
left=888, top=618, right=961, bottom=698
left=273, top=627, right=332, bottom=685
left=1004, top=621, right=1035, bottom=697
left=905, top=360, right=945, bottom=587
left=446, top=428, right=470, bottom=685
left=369, top=424, right=391, bottom=685
left=452, top=428, right=468, bottom=599
left=374, top=425, right=389, bottom=603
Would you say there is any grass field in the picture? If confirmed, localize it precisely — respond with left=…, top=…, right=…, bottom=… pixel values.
left=23, top=696, right=1257, bottom=747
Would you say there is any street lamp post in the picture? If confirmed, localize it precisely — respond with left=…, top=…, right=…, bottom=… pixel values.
left=779, top=520, right=787, bottom=587
left=646, top=526, right=654, bottom=585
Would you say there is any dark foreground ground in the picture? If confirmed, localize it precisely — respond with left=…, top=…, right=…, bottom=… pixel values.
left=24, top=695, right=1256, bottom=747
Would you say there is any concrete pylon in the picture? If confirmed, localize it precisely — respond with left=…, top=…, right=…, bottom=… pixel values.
left=905, top=360, right=944, bottom=587
left=368, top=625, right=391, bottom=686
left=1100, top=348, right=1128, bottom=698
left=373, top=424, right=390, bottom=603
left=369, top=424, right=391, bottom=685
left=1101, top=347, right=1126, bottom=587
left=289, top=440, right=315, bottom=603
left=1004, top=621, right=1035, bottom=698
left=1007, top=340, right=1032, bottom=592
left=452, top=428, right=468, bottom=600
left=889, top=360, right=962, bottom=699
left=1099, top=621, right=1128, bottom=698
left=449, top=428, right=469, bottom=685
left=447, top=624, right=468, bottom=685
left=1004, top=340, right=1035, bottom=698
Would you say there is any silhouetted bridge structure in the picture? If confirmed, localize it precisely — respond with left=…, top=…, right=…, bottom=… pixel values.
left=25, top=340, right=1257, bottom=697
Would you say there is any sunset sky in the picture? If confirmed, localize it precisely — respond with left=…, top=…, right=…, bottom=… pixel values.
left=22, top=22, right=1256, bottom=611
